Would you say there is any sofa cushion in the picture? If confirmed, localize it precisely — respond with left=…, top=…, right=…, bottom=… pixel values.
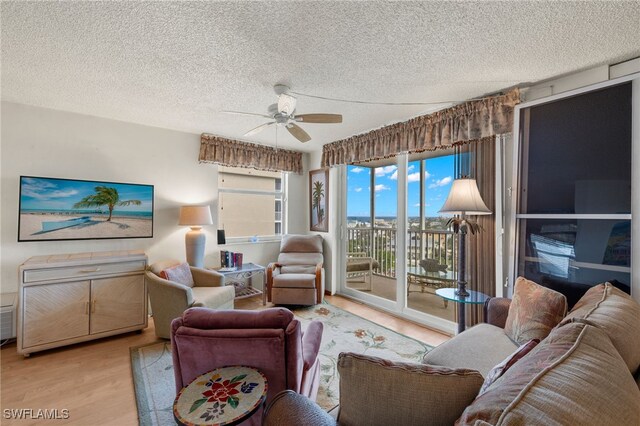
left=564, top=282, right=640, bottom=375
left=504, top=277, right=567, bottom=345
left=273, top=273, right=317, bottom=289
left=278, top=252, right=323, bottom=266
left=423, top=323, right=518, bottom=377
left=346, top=259, right=379, bottom=272
left=149, top=259, right=180, bottom=276
left=457, top=322, right=640, bottom=425
left=281, top=265, right=318, bottom=275
left=280, top=234, right=323, bottom=253
left=478, top=339, right=539, bottom=395
left=161, top=262, right=194, bottom=288
left=190, top=286, right=235, bottom=308
left=339, top=352, right=483, bottom=426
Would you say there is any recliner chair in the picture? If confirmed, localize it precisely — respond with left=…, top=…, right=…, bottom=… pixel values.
left=170, top=307, right=324, bottom=425
left=267, top=234, right=324, bottom=305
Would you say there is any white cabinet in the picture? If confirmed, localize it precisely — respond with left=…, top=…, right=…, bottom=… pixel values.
left=18, top=250, right=147, bottom=356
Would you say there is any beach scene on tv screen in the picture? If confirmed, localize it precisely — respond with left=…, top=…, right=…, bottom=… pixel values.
left=19, top=177, right=153, bottom=241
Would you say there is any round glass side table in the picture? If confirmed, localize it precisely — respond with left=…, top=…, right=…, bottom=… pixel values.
left=435, top=288, right=489, bottom=334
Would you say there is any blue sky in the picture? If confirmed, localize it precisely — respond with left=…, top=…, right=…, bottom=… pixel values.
left=20, top=177, right=153, bottom=212
left=347, top=155, right=454, bottom=217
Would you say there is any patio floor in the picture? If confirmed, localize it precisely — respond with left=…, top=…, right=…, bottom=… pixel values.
left=345, top=274, right=456, bottom=322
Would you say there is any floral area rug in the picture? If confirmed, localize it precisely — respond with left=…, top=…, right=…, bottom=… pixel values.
left=130, top=302, right=433, bottom=426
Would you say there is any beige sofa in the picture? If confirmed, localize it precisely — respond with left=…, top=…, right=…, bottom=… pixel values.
left=145, top=260, right=235, bottom=339
left=264, top=282, right=640, bottom=425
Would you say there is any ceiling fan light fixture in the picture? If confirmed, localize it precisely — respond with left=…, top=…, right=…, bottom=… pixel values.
left=277, top=93, right=297, bottom=116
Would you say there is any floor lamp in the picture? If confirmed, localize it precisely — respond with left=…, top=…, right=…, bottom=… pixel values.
left=438, top=178, right=491, bottom=297
left=179, top=205, right=213, bottom=268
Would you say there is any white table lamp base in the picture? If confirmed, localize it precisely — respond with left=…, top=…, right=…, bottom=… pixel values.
left=185, top=227, right=206, bottom=268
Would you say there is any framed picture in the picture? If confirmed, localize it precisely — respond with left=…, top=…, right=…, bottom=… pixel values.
left=18, top=176, right=154, bottom=242
left=309, top=169, right=329, bottom=232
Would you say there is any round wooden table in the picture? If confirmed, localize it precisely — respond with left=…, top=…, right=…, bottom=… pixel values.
left=173, top=366, right=268, bottom=426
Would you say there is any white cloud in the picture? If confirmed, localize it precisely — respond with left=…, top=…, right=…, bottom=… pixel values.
left=413, top=203, right=421, bottom=207
left=350, top=167, right=365, bottom=174
left=428, top=176, right=452, bottom=189
left=388, top=170, right=432, bottom=182
left=354, top=187, right=363, bottom=193
left=408, top=165, right=415, bottom=171
left=374, top=184, right=390, bottom=192
left=407, top=171, right=432, bottom=183
left=374, top=165, right=397, bottom=176
left=22, top=178, right=79, bottom=200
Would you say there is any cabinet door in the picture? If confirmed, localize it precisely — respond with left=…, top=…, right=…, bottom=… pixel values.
left=22, top=281, right=90, bottom=348
left=90, top=275, right=145, bottom=334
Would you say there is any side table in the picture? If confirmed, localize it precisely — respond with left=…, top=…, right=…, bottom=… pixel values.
left=173, top=365, right=268, bottom=426
left=435, top=288, right=489, bottom=334
left=211, top=263, right=267, bottom=305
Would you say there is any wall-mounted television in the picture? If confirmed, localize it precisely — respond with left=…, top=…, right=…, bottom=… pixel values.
left=18, top=176, right=154, bottom=242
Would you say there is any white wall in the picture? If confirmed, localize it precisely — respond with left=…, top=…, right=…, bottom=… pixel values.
left=0, top=102, right=308, bottom=293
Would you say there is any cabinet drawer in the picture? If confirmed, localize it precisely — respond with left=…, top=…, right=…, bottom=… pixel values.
left=23, top=260, right=146, bottom=283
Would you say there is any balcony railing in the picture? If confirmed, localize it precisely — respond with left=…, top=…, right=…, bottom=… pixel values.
left=348, top=227, right=457, bottom=279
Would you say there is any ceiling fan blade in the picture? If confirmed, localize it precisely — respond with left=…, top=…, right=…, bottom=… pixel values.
left=277, top=93, right=297, bottom=115
left=244, top=122, right=275, bottom=137
left=286, top=123, right=311, bottom=143
left=294, top=113, right=343, bottom=124
left=221, top=110, right=272, bottom=119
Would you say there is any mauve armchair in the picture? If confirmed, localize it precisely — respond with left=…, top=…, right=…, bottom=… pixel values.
left=170, top=307, right=324, bottom=425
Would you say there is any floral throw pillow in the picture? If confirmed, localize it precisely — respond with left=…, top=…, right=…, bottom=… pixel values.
left=161, top=262, right=194, bottom=288
left=504, top=277, right=567, bottom=345
left=478, top=339, right=539, bottom=395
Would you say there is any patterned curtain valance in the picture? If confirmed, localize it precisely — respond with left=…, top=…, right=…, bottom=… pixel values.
left=321, top=88, right=520, bottom=167
left=199, top=134, right=304, bottom=174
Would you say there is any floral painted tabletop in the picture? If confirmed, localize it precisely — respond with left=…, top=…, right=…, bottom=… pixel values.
left=173, top=366, right=267, bottom=426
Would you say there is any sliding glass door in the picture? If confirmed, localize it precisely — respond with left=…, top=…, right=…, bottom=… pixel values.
left=342, top=152, right=460, bottom=331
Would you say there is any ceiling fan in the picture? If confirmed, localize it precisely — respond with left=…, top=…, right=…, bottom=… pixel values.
left=222, top=85, right=343, bottom=143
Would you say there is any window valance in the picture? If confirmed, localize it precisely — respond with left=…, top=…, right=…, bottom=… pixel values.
left=321, top=88, right=520, bottom=167
left=199, top=134, right=303, bottom=174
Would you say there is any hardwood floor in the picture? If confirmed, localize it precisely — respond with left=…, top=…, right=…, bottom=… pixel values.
left=0, top=295, right=449, bottom=425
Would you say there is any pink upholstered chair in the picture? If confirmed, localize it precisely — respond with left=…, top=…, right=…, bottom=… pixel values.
left=267, top=234, right=325, bottom=305
left=170, top=307, right=323, bottom=425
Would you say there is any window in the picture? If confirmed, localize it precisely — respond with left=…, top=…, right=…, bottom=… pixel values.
left=515, top=82, right=632, bottom=294
left=218, top=166, right=286, bottom=239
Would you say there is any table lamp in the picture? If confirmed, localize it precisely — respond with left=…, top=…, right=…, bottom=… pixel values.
left=439, top=178, right=491, bottom=297
left=179, top=205, right=213, bottom=268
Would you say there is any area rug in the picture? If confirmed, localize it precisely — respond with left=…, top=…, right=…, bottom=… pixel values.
left=131, top=302, right=433, bottom=426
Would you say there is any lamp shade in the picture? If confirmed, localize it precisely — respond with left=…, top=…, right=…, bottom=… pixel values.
left=178, top=205, right=213, bottom=226
left=439, top=178, right=491, bottom=215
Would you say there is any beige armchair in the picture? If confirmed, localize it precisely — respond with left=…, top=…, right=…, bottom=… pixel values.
left=267, top=234, right=324, bottom=306
left=145, top=260, right=235, bottom=338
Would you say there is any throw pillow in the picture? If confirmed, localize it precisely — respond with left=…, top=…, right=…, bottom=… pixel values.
left=457, top=322, right=640, bottom=425
left=338, top=352, right=483, bottom=426
left=564, top=282, right=640, bottom=375
left=504, top=277, right=567, bottom=345
left=161, top=262, right=194, bottom=287
left=478, top=339, right=539, bottom=395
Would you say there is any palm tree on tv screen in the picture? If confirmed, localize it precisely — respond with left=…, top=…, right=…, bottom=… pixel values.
left=73, top=186, right=141, bottom=222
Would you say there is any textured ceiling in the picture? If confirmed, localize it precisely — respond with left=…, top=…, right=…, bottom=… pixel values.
left=2, top=1, right=639, bottom=152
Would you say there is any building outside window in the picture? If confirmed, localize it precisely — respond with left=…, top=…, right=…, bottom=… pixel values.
left=218, top=166, right=285, bottom=240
